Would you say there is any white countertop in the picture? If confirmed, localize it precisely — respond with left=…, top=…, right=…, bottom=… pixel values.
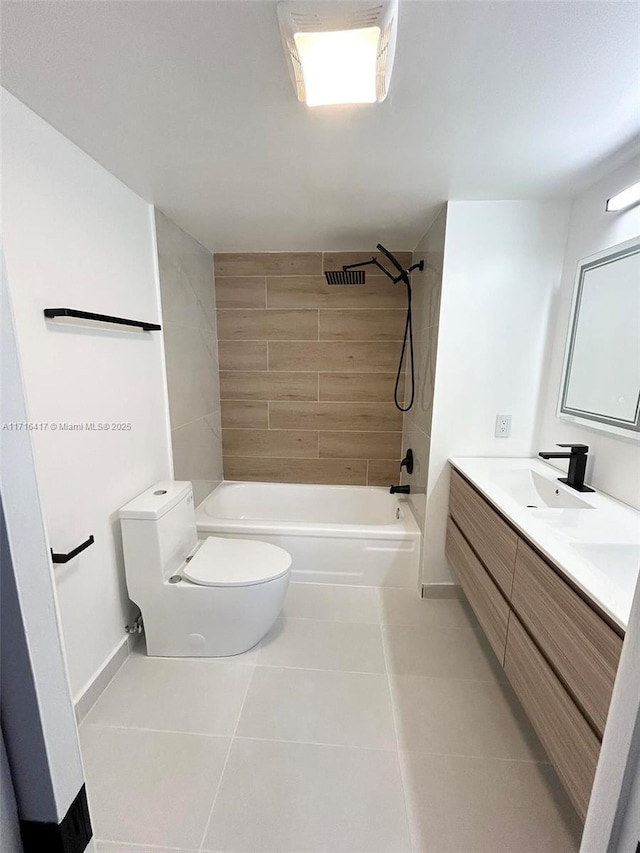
left=449, top=457, right=640, bottom=630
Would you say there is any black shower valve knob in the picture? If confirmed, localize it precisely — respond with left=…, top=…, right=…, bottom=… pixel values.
left=400, top=449, right=414, bottom=475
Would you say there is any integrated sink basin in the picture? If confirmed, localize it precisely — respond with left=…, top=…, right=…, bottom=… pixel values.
left=491, top=468, right=594, bottom=510
left=448, top=456, right=640, bottom=628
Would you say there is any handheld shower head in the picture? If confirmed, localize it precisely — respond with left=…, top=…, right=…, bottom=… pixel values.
left=376, top=243, right=404, bottom=273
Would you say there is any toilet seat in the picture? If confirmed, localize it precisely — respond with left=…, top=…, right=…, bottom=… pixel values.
left=183, top=537, right=291, bottom=587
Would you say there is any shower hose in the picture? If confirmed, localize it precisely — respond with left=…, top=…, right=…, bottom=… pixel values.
left=394, top=276, right=415, bottom=412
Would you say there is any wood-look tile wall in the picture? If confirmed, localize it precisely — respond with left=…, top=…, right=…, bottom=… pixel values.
left=214, top=251, right=411, bottom=486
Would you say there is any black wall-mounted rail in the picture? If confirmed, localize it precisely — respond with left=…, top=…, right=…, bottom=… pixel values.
left=44, top=308, right=161, bottom=331
left=51, top=535, right=95, bottom=564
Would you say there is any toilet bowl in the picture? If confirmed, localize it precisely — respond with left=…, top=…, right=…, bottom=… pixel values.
left=119, top=481, right=291, bottom=657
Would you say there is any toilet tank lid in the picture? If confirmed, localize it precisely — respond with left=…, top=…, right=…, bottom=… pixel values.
left=119, top=481, right=192, bottom=520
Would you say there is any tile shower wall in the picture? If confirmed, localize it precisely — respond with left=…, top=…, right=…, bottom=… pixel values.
left=214, top=252, right=411, bottom=486
left=400, top=208, right=446, bottom=535
left=155, top=211, right=223, bottom=505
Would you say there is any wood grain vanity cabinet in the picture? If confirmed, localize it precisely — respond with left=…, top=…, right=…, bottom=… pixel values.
left=504, top=615, right=601, bottom=819
left=511, top=539, right=623, bottom=737
left=445, top=519, right=510, bottom=664
left=445, top=466, right=625, bottom=821
left=449, top=470, right=518, bottom=597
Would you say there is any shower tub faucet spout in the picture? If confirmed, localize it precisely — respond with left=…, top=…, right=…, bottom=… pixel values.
left=390, top=484, right=410, bottom=495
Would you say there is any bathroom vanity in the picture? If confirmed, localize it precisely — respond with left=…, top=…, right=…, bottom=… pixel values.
left=445, top=457, right=640, bottom=820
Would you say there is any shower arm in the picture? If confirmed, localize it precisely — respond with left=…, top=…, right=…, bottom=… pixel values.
left=341, top=257, right=424, bottom=285
left=342, top=257, right=396, bottom=279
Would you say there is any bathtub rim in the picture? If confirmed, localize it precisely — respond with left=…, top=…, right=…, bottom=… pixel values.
left=195, top=480, right=421, bottom=542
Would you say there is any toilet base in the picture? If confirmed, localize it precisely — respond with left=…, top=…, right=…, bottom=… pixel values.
left=134, top=570, right=290, bottom=658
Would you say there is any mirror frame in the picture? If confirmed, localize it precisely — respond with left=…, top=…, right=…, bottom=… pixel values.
left=557, top=236, right=640, bottom=440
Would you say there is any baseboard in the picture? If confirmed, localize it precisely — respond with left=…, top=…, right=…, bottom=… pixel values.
left=421, top=583, right=462, bottom=599
left=74, top=634, right=137, bottom=723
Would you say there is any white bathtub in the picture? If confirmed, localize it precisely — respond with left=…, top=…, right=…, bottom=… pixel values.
left=195, top=481, right=421, bottom=587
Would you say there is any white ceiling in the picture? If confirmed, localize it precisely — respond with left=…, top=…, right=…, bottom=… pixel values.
left=2, top=1, right=639, bottom=251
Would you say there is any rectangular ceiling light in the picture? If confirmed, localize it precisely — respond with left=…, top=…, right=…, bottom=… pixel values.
left=294, top=27, right=379, bottom=106
left=606, top=180, right=640, bottom=212
left=278, top=1, right=398, bottom=107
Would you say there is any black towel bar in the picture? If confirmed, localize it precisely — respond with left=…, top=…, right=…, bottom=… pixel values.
left=51, top=535, right=95, bottom=564
left=44, top=308, right=161, bottom=331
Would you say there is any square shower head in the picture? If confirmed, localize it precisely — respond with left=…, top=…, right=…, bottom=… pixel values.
left=324, top=270, right=366, bottom=285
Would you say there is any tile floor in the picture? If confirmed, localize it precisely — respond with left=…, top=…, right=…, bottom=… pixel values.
left=82, top=584, right=583, bottom=853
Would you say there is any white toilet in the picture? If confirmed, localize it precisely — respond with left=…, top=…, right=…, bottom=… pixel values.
left=119, top=481, right=291, bottom=657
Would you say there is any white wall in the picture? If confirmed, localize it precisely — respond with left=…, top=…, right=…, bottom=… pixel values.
left=581, top=571, right=640, bottom=852
left=1, top=90, right=172, bottom=698
left=0, top=728, right=21, bottom=853
left=536, top=156, right=640, bottom=509
left=1, top=256, right=85, bottom=825
left=422, top=201, right=570, bottom=584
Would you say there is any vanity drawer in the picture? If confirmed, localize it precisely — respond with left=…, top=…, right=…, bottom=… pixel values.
left=449, top=469, right=518, bottom=597
left=445, top=517, right=509, bottom=665
left=505, top=614, right=600, bottom=820
left=511, top=539, right=623, bottom=736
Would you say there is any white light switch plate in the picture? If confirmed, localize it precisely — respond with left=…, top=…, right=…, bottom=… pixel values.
left=495, top=414, right=512, bottom=437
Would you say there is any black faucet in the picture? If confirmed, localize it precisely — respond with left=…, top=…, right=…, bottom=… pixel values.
left=400, top=449, right=414, bottom=475
left=390, top=484, right=410, bottom=495
left=538, top=443, right=594, bottom=493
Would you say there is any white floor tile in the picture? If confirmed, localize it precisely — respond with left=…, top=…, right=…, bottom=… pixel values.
left=84, top=655, right=252, bottom=735
left=383, top=623, right=506, bottom=681
left=257, top=618, right=386, bottom=673
left=80, top=725, right=229, bottom=849
left=401, top=751, right=582, bottom=852
left=236, top=666, right=396, bottom=750
left=391, top=674, right=546, bottom=760
left=96, top=844, right=198, bottom=853
left=282, top=582, right=381, bottom=623
left=80, top=583, right=581, bottom=853
left=379, top=588, right=472, bottom=627
left=202, top=738, right=411, bottom=852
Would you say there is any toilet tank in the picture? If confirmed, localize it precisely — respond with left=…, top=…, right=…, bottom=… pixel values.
left=120, top=481, right=198, bottom=585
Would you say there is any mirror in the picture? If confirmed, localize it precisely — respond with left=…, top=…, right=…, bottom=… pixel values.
left=558, top=237, right=640, bottom=439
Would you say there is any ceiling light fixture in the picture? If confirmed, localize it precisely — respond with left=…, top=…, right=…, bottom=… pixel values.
left=606, top=180, right=640, bottom=212
left=278, top=1, right=398, bottom=107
